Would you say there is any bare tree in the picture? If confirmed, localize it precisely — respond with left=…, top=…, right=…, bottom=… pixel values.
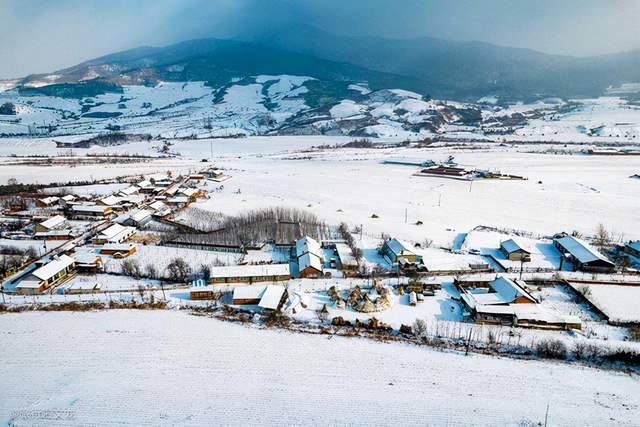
left=166, top=257, right=192, bottom=283
left=145, top=263, right=159, bottom=280
left=199, top=264, right=211, bottom=282
left=593, top=223, right=610, bottom=251
left=121, top=259, right=141, bottom=278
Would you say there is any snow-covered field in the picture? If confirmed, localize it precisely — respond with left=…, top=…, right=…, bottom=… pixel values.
left=1, top=310, right=639, bottom=426
left=104, top=244, right=242, bottom=276
left=583, top=284, right=640, bottom=323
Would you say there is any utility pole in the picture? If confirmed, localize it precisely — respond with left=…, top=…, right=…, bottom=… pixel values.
left=544, top=403, right=550, bottom=427
left=404, top=208, right=408, bottom=224
left=520, top=259, right=524, bottom=280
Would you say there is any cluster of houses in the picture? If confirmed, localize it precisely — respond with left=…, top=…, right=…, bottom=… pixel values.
left=1, top=170, right=223, bottom=294
left=457, top=276, right=582, bottom=330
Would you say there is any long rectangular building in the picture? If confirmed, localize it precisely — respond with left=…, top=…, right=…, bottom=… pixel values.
left=210, top=264, right=291, bottom=284
left=554, top=235, right=615, bottom=272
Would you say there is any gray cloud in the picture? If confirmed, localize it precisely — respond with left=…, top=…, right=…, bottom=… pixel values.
left=0, top=0, right=639, bottom=79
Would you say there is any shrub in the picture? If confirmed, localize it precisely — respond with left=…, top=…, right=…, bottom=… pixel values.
left=412, top=319, right=427, bottom=337
left=536, top=339, right=568, bottom=359
left=572, top=341, right=602, bottom=361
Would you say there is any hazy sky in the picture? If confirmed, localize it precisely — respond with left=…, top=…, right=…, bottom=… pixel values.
left=1, top=0, right=639, bottom=79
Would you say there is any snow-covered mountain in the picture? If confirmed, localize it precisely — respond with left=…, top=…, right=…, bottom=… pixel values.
left=1, top=74, right=639, bottom=142
left=1, top=33, right=640, bottom=142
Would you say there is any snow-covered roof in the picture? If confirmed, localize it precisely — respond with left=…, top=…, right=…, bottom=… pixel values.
left=335, top=243, right=357, bottom=266
left=101, top=243, right=136, bottom=252
left=61, top=195, right=76, bottom=202
left=258, top=285, right=286, bottom=310
left=120, top=186, right=139, bottom=195
left=164, top=185, right=179, bottom=196
left=136, top=179, right=152, bottom=188
left=34, top=230, right=73, bottom=238
left=627, top=241, right=640, bottom=252
left=295, top=236, right=322, bottom=258
left=232, top=285, right=266, bottom=300
left=555, top=235, right=613, bottom=265
left=97, top=224, right=136, bottom=242
left=30, top=255, right=75, bottom=281
left=38, top=196, right=59, bottom=205
left=489, top=277, right=537, bottom=304
left=167, top=196, right=189, bottom=203
left=129, top=209, right=152, bottom=223
left=383, top=238, right=416, bottom=257
left=120, top=195, right=145, bottom=204
left=73, top=251, right=101, bottom=265
left=179, top=188, right=198, bottom=197
left=39, top=215, right=67, bottom=230
left=72, top=204, right=109, bottom=213
left=149, top=200, right=168, bottom=210
left=210, top=264, right=290, bottom=279
left=100, top=195, right=121, bottom=206
left=500, top=238, right=530, bottom=254
left=298, top=252, right=323, bottom=272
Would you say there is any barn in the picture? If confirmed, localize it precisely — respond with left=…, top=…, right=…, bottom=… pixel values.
left=499, top=239, right=531, bottom=262
left=554, top=235, right=615, bottom=273
left=381, top=238, right=422, bottom=264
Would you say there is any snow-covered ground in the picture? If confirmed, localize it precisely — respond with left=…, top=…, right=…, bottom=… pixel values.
left=582, top=284, right=640, bottom=323
left=1, top=310, right=639, bottom=426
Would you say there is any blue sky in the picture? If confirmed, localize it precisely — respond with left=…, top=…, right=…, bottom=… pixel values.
left=1, top=0, right=639, bottom=78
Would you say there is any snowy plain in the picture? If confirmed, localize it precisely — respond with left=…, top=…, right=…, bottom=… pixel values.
left=1, top=310, right=639, bottom=426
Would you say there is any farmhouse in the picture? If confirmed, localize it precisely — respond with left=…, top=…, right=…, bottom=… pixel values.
left=148, top=200, right=171, bottom=217
left=624, top=241, right=640, bottom=258
left=119, top=186, right=139, bottom=196
left=460, top=276, right=537, bottom=310
left=33, top=229, right=74, bottom=240
left=296, top=236, right=323, bottom=278
left=73, top=251, right=103, bottom=272
left=335, top=243, right=358, bottom=270
left=92, top=224, right=136, bottom=245
left=119, top=194, right=146, bottom=207
left=59, top=195, right=77, bottom=207
left=458, top=276, right=580, bottom=329
left=34, top=215, right=68, bottom=233
left=99, top=243, right=137, bottom=257
left=166, top=196, right=190, bottom=208
left=70, top=204, right=112, bottom=220
left=499, top=239, right=531, bottom=262
left=35, top=196, right=59, bottom=208
left=419, top=165, right=470, bottom=178
left=210, top=264, right=291, bottom=284
left=203, top=168, right=229, bottom=181
left=98, top=195, right=121, bottom=207
left=178, top=187, right=202, bottom=201
left=232, top=284, right=287, bottom=311
left=381, top=238, right=422, bottom=265
left=15, top=255, right=75, bottom=294
left=122, top=209, right=153, bottom=227
left=554, top=234, right=615, bottom=272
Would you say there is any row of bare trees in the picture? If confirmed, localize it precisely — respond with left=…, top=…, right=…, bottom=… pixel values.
left=120, top=257, right=213, bottom=283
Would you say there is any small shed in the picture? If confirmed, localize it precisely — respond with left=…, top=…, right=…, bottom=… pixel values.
left=499, top=239, right=531, bottom=262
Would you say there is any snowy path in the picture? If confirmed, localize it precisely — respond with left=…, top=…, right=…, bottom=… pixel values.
left=1, top=311, right=639, bottom=426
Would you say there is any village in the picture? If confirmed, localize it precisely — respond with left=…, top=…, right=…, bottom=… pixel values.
left=1, top=150, right=639, bottom=369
